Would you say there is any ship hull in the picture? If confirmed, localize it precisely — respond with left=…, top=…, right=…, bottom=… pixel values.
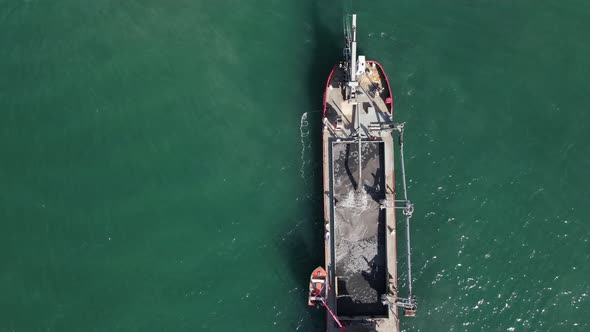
left=321, top=59, right=399, bottom=331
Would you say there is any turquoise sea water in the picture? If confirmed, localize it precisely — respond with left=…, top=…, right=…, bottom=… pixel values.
left=1, top=1, right=589, bottom=331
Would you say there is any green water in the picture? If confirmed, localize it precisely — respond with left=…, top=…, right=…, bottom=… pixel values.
left=1, top=1, right=589, bottom=331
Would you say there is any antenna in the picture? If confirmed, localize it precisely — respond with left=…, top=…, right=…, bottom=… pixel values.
left=350, top=14, right=357, bottom=81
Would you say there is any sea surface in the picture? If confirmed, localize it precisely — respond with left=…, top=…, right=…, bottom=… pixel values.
left=1, top=1, right=589, bottom=331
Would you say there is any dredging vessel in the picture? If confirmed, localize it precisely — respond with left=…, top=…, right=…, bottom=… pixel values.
left=308, top=14, right=417, bottom=332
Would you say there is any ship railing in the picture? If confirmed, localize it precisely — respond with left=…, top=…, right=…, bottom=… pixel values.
left=393, top=123, right=418, bottom=317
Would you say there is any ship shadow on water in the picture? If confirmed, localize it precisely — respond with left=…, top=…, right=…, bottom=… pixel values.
left=277, top=1, right=342, bottom=331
